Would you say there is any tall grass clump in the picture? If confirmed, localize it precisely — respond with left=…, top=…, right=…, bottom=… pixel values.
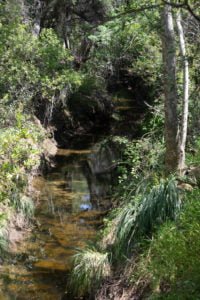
left=70, top=247, right=111, bottom=297
left=11, top=194, right=34, bottom=219
left=0, top=230, right=8, bottom=255
left=112, top=177, right=181, bottom=260
left=0, top=215, right=8, bottom=256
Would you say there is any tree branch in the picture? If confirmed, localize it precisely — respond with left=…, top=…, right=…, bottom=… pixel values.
left=185, top=2, right=200, bottom=22
left=163, top=0, right=200, bottom=22
left=103, top=4, right=161, bottom=23
left=162, top=0, right=186, bottom=9
left=102, top=1, right=200, bottom=26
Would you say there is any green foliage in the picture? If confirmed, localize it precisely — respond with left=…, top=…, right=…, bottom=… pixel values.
left=112, top=136, right=164, bottom=189
left=0, top=226, right=8, bottom=256
left=0, top=110, right=43, bottom=254
left=0, top=111, right=44, bottom=231
left=0, top=213, right=8, bottom=255
left=67, top=1, right=200, bottom=298
left=0, top=1, right=83, bottom=256
left=182, top=8, right=200, bottom=143
left=0, top=3, right=82, bottom=112
left=141, top=99, right=164, bottom=136
left=11, top=195, right=34, bottom=219
left=75, top=75, right=106, bottom=96
left=87, top=4, right=162, bottom=86
left=70, top=247, right=111, bottom=297
left=187, top=137, right=200, bottom=166
left=111, top=177, right=180, bottom=260
left=133, top=189, right=200, bottom=299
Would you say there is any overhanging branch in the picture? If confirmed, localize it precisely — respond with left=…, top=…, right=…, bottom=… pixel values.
left=163, top=0, right=200, bottom=22
left=103, top=1, right=200, bottom=25
left=103, top=4, right=161, bottom=22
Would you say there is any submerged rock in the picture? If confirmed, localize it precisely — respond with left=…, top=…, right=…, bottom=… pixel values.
left=34, top=260, right=70, bottom=272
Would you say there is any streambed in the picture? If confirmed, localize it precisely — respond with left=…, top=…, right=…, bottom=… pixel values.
left=0, top=96, right=138, bottom=300
left=0, top=141, right=112, bottom=300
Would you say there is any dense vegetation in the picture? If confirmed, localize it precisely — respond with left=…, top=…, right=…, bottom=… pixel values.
left=0, top=0, right=200, bottom=299
left=0, top=1, right=81, bottom=254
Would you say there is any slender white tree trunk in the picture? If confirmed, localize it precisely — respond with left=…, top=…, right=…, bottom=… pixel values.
left=32, top=0, right=42, bottom=37
left=161, top=3, right=179, bottom=172
left=176, top=11, right=189, bottom=173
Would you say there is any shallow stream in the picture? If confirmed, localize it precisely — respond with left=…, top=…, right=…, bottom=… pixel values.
left=0, top=96, right=137, bottom=300
left=0, top=140, right=112, bottom=300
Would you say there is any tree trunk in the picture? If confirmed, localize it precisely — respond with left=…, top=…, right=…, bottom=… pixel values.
left=176, top=10, right=189, bottom=174
left=32, top=0, right=43, bottom=36
left=161, top=3, right=179, bottom=173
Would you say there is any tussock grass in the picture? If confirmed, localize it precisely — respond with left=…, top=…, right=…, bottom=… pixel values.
left=0, top=233, right=8, bottom=255
left=11, top=194, right=34, bottom=219
left=112, top=177, right=181, bottom=259
left=70, top=178, right=180, bottom=297
left=0, top=219, right=8, bottom=255
left=136, top=177, right=180, bottom=233
left=70, top=247, right=111, bottom=297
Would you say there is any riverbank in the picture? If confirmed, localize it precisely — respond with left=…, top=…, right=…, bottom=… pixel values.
left=0, top=114, right=58, bottom=256
left=0, top=134, right=116, bottom=299
left=67, top=132, right=200, bottom=300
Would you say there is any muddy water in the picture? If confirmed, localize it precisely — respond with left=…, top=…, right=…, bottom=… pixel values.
left=0, top=145, right=109, bottom=300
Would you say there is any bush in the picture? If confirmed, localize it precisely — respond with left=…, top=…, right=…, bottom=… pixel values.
left=133, top=189, right=200, bottom=299
left=111, top=136, right=164, bottom=194
left=0, top=2, right=82, bottom=116
left=0, top=111, right=44, bottom=239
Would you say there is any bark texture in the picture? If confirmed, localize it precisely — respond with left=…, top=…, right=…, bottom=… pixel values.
left=161, top=3, right=179, bottom=172
left=176, top=10, right=189, bottom=173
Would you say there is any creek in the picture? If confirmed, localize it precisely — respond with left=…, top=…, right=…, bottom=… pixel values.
left=0, top=136, right=116, bottom=300
left=0, top=96, right=140, bottom=300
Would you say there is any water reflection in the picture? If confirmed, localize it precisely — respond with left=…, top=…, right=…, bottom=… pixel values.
left=0, top=140, right=117, bottom=299
left=0, top=153, right=96, bottom=298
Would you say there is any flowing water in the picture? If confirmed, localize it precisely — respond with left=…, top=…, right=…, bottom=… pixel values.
left=0, top=96, right=139, bottom=300
left=0, top=141, right=112, bottom=300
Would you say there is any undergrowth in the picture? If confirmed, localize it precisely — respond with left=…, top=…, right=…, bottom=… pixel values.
left=131, top=189, right=200, bottom=299
left=0, top=110, right=45, bottom=253
left=70, top=135, right=174, bottom=296
left=112, top=177, right=180, bottom=261
left=111, top=135, right=165, bottom=197
left=70, top=247, right=111, bottom=297
left=70, top=126, right=200, bottom=298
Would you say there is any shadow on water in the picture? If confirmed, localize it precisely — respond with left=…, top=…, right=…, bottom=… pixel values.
left=0, top=89, right=143, bottom=299
left=0, top=136, right=117, bottom=300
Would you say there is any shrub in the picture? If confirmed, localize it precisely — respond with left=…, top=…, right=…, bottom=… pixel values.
left=132, top=189, right=200, bottom=299
left=0, top=111, right=44, bottom=248
left=0, top=3, right=83, bottom=118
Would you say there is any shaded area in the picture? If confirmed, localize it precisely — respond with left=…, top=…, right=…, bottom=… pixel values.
left=0, top=139, right=117, bottom=300
left=0, top=91, right=142, bottom=299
